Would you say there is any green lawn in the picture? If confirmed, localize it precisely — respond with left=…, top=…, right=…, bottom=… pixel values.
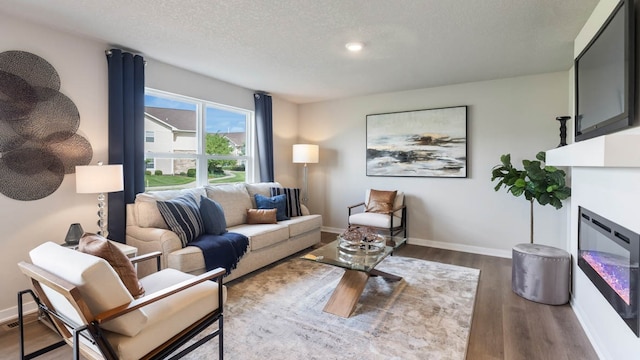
left=145, top=171, right=246, bottom=188
left=145, top=174, right=195, bottom=187
left=209, top=171, right=246, bottom=184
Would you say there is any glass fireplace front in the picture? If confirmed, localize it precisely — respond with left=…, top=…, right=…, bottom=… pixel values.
left=578, top=207, right=640, bottom=336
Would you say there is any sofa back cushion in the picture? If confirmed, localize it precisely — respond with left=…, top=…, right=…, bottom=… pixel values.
left=205, top=183, right=253, bottom=227
left=29, top=242, right=148, bottom=337
left=245, top=182, right=281, bottom=207
left=134, top=188, right=206, bottom=229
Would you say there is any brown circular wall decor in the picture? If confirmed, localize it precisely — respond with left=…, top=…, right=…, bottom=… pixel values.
left=0, top=50, right=92, bottom=201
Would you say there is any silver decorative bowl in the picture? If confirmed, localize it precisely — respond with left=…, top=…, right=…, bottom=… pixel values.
left=338, top=234, right=385, bottom=254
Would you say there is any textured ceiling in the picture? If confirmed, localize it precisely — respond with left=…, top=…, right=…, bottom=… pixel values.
left=0, top=0, right=598, bottom=104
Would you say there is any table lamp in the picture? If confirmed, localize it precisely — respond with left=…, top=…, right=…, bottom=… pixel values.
left=75, top=162, right=124, bottom=238
left=293, top=144, right=319, bottom=204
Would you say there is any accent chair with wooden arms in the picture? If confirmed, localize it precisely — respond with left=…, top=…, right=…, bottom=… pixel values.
left=347, top=189, right=407, bottom=245
left=18, top=241, right=226, bottom=360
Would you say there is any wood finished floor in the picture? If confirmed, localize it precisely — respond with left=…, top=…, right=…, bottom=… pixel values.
left=0, top=232, right=597, bottom=360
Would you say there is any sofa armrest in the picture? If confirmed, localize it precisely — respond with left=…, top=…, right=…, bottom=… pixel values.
left=126, top=226, right=182, bottom=277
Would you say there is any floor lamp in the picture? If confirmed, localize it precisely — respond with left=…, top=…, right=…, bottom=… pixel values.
left=75, top=162, right=124, bottom=238
left=293, top=144, right=319, bottom=204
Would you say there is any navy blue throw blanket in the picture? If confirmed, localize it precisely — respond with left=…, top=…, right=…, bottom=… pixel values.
left=189, top=232, right=249, bottom=276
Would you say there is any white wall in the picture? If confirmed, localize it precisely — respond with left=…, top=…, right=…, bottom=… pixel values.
left=299, top=72, right=570, bottom=257
left=0, top=13, right=110, bottom=320
left=0, top=13, right=299, bottom=320
left=568, top=1, right=640, bottom=358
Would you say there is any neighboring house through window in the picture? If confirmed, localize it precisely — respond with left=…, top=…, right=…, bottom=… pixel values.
left=145, top=130, right=155, bottom=143
left=144, top=89, right=254, bottom=190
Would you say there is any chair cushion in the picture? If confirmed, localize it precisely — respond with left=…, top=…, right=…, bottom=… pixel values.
left=199, top=196, right=227, bottom=235
left=246, top=208, right=277, bottom=224
left=78, top=233, right=145, bottom=299
left=157, top=194, right=204, bottom=246
left=255, top=194, right=289, bottom=221
left=366, top=189, right=397, bottom=213
left=105, top=268, right=225, bottom=360
left=29, top=242, right=148, bottom=337
left=349, top=212, right=403, bottom=229
left=270, top=187, right=302, bottom=217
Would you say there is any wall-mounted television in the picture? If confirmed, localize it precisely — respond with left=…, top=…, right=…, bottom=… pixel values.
left=575, top=0, right=635, bottom=142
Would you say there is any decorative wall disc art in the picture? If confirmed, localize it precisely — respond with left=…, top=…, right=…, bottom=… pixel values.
left=0, top=51, right=92, bottom=201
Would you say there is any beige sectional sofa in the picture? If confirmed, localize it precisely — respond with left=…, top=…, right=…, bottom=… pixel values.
left=126, top=182, right=322, bottom=282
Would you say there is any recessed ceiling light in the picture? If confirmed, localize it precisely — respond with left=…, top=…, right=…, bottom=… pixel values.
left=345, top=42, right=364, bottom=52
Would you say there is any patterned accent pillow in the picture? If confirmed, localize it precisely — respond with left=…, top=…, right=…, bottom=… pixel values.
left=366, top=189, right=397, bottom=214
left=200, top=196, right=227, bottom=235
left=270, top=187, right=302, bottom=217
left=255, top=194, right=289, bottom=221
left=156, top=194, right=204, bottom=246
left=246, top=208, right=278, bottom=224
left=78, top=233, right=145, bottom=299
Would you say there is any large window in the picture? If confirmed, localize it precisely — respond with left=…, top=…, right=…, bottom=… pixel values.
left=144, top=89, right=254, bottom=190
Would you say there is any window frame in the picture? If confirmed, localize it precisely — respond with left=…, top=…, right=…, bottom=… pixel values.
left=144, top=88, right=255, bottom=188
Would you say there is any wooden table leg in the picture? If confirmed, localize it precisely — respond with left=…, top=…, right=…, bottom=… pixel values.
left=370, top=269, right=402, bottom=281
left=323, top=270, right=369, bottom=317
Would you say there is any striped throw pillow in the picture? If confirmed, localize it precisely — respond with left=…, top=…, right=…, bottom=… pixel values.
left=270, top=187, right=302, bottom=217
left=156, top=194, right=204, bottom=247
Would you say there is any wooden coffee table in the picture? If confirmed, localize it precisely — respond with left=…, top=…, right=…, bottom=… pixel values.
left=301, top=239, right=402, bottom=317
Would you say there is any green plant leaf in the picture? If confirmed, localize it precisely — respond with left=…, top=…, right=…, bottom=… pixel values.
left=500, top=154, right=512, bottom=167
left=511, top=187, right=524, bottom=197
left=536, top=151, right=546, bottom=162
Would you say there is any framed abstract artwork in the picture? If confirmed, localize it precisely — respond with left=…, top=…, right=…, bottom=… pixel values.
left=366, top=105, right=467, bottom=178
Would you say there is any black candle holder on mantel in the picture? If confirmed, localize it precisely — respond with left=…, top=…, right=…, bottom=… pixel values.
left=556, top=116, right=571, bottom=147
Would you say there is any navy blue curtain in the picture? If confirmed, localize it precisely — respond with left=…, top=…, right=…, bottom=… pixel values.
left=254, top=92, right=274, bottom=182
left=106, top=49, right=145, bottom=242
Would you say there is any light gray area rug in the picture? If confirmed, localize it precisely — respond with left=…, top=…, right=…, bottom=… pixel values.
left=185, top=255, right=480, bottom=360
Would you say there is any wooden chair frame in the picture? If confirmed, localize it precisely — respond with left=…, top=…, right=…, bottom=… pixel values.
left=18, top=251, right=225, bottom=360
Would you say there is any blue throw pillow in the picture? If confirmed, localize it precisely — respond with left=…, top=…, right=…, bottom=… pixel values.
left=270, top=187, right=302, bottom=217
left=156, top=194, right=204, bottom=247
left=199, top=196, right=228, bottom=235
left=255, top=194, right=289, bottom=221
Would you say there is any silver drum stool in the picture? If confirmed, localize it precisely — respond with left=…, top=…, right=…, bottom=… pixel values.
left=512, top=243, right=571, bottom=305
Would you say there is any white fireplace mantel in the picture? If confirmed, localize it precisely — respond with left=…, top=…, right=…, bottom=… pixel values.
left=546, top=132, right=640, bottom=167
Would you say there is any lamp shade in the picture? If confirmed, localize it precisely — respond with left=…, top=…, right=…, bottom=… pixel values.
left=75, top=164, right=124, bottom=193
left=292, top=144, right=319, bottom=164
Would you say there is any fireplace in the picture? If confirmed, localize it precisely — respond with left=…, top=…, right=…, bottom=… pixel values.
left=578, top=207, right=640, bottom=336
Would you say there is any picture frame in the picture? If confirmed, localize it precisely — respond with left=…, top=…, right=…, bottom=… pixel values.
left=366, top=105, right=468, bottom=178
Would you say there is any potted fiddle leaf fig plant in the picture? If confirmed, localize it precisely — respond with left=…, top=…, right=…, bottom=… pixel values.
left=491, top=151, right=571, bottom=244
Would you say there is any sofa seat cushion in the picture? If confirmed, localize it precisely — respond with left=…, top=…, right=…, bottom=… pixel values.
left=167, top=246, right=207, bottom=274
left=105, top=268, right=225, bottom=360
left=205, top=184, right=252, bottom=227
left=229, top=223, right=289, bottom=251
left=279, top=214, right=323, bottom=237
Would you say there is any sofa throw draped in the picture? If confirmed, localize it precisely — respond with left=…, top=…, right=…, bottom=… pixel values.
left=106, top=49, right=145, bottom=242
left=189, top=233, right=249, bottom=275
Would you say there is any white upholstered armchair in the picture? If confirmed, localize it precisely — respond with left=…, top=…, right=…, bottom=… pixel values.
left=347, top=189, right=407, bottom=245
left=18, top=241, right=225, bottom=360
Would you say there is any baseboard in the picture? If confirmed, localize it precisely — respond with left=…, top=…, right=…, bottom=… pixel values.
left=0, top=301, right=38, bottom=332
left=409, top=238, right=512, bottom=259
left=321, top=227, right=512, bottom=259
left=570, top=299, right=608, bottom=360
